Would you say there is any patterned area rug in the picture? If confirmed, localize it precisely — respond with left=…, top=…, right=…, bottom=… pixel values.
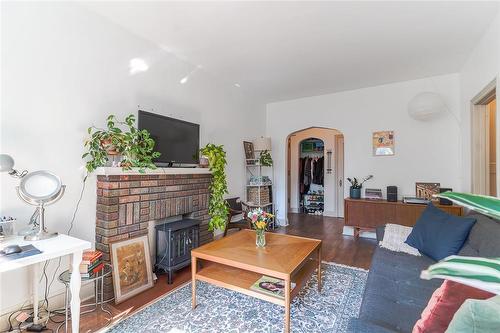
left=108, top=262, right=368, bottom=333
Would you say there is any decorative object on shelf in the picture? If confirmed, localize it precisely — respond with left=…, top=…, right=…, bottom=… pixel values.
left=347, top=175, right=373, bottom=199
left=247, top=186, right=270, bottom=205
left=200, top=143, right=229, bottom=232
left=387, top=186, right=398, bottom=202
left=252, top=136, right=272, bottom=152
left=82, top=114, right=160, bottom=173
left=364, top=188, right=383, bottom=200
left=416, top=182, right=440, bottom=200
left=408, top=92, right=446, bottom=121
left=110, top=235, right=153, bottom=304
left=249, top=176, right=272, bottom=186
left=199, top=155, right=209, bottom=168
left=247, top=208, right=274, bottom=247
left=403, top=196, right=431, bottom=205
left=373, top=131, right=395, bottom=156
left=259, top=150, right=273, bottom=166
left=438, top=188, right=453, bottom=205
left=243, top=141, right=255, bottom=159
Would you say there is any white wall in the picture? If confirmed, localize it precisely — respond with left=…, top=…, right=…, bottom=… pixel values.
left=267, top=73, right=462, bottom=224
left=288, top=128, right=341, bottom=216
left=0, top=2, right=265, bottom=322
left=459, top=13, right=500, bottom=193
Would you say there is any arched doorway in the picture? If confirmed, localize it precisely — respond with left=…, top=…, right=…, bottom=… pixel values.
left=286, top=127, right=344, bottom=218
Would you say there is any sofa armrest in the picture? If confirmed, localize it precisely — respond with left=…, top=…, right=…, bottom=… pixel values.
left=347, top=318, right=398, bottom=333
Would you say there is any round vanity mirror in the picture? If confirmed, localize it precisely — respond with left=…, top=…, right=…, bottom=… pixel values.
left=16, top=170, right=65, bottom=241
left=18, top=171, right=63, bottom=204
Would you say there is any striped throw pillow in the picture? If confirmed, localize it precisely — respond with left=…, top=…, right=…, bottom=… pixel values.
left=421, top=256, right=500, bottom=295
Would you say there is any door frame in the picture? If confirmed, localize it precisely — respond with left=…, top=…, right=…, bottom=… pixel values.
left=471, top=79, right=496, bottom=195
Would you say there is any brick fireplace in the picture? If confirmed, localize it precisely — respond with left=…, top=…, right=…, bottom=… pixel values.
left=95, top=168, right=212, bottom=300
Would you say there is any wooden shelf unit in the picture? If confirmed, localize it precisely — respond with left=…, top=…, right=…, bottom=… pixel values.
left=344, top=198, right=464, bottom=238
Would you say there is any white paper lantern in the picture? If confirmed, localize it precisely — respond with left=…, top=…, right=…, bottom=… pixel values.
left=408, top=92, right=446, bottom=121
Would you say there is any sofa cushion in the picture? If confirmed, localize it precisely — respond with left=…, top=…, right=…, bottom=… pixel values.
left=458, top=213, right=500, bottom=257
left=405, top=203, right=476, bottom=261
left=358, top=248, right=441, bottom=332
left=412, top=280, right=494, bottom=333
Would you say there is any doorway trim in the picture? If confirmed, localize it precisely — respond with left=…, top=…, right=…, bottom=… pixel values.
left=285, top=127, right=344, bottom=218
left=470, top=79, right=496, bottom=195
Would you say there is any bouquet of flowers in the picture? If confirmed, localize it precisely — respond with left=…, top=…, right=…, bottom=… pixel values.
left=247, top=208, right=274, bottom=230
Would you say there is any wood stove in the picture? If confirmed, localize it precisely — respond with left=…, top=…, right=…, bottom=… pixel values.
left=155, top=218, right=200, bottom=284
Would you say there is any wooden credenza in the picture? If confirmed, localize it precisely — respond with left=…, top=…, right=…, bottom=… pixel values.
left=344, top=198, right=463, bottom=238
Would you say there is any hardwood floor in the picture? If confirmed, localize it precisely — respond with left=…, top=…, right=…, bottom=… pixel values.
left=41, top=213, right=375, bottom=332
left=276, top=213, right=376, bottom=269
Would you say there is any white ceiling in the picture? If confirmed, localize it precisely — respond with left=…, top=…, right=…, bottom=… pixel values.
left=86, top=1, right=499, bottom=103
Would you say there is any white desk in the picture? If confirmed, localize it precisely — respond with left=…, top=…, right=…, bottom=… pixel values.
left=0, top=235, right=91, bottom=332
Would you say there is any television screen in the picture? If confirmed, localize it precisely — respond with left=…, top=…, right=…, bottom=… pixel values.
left=138, top=111, right=200, bottom=165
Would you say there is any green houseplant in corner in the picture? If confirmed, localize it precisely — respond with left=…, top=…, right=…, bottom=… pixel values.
left=82, top=114, right=160, bottom=173
left=200, top=143, right=229, bottom=238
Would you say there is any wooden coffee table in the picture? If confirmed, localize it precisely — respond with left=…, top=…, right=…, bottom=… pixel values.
left=191, top=230, right=322, bottom=333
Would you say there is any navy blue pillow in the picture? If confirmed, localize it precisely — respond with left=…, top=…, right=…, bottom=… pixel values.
left=405, top=203, right=476, bottom=261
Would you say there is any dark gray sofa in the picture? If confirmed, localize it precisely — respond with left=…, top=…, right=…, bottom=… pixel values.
left=347, top=213, right=500, bottom=333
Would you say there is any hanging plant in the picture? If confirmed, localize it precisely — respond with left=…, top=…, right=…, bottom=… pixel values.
left=259, top=150, right=273, bottom=166
left=200, top=143, right=229, bottom=232
left=82, top=114, right=160, bottom=173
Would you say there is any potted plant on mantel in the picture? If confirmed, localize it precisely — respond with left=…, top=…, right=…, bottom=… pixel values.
left=199, top=143, right=229, bottom=239
left=82, top=114, right=160, bottom=173
left=347, top=175, right=373, bottom=199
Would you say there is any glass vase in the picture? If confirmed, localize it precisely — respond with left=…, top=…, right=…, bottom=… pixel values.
left=256, top=229, right=266, bottom=248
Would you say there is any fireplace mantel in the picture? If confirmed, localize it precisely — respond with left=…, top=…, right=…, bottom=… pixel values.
left=95, top=167, right=211, bottom=176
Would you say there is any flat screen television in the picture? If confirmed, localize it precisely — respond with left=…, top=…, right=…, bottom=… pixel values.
left=138, top=111, right=200, bottom=166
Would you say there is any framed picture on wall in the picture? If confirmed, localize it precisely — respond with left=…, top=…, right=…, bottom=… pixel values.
left=415, top=182, right=440, bottom=200
left=110, top=235, right=153, bottom=304
left=373, top=131, right=395, bottom=156
left=243, top=141, right=255, bottom=159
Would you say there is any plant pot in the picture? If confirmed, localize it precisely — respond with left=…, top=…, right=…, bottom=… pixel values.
left=213, top=228, right=224, bottom=240
left=101, top=139, right=120, bottom=155
left=199, top=155, right=209, bottom=168
left=350, top=187, right=362, bottom=199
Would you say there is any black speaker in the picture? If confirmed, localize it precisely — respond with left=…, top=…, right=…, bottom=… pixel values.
left=387, top=186, right=398, bottom=202
left=439, top=188, right=453, bottom=205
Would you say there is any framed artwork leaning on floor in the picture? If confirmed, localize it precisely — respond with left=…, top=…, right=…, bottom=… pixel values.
left=110, top=235, right=154, bottom=304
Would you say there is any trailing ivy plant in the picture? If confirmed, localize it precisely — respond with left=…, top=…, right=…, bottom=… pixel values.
left=82, top=114, right=160, bottom=173
left=200, top=143, right=229, bottom=232
left=259, top=150, right=273, bottom=166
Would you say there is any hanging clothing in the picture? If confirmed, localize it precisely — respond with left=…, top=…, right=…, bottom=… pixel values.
left=312, top=157, right=324, bottom=185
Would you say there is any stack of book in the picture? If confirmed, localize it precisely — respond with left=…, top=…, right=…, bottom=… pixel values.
left=79, top=250, right=104, bottom=279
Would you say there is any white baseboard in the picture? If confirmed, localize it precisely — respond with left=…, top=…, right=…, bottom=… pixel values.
left=342, top=226, right=377, bottom=240
left=323, top=210, right=336, bottom=217
left=289, top=208, right=300, bottom=213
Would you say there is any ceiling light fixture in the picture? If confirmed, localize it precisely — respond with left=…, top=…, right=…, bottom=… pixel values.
left=234, top=83, right=241, bottom=88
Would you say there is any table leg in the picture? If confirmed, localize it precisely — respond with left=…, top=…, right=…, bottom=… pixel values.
left=317, top=245, right=322, bottom=292
left=191, top=256, right=197, bottom=310
left=284, top=277, right=291, bottom=333
left=69, top=250, right=83, bottom=333
left=64, top=287, right=69, bottom=333
left=31, top=262, right=40, bottom=324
